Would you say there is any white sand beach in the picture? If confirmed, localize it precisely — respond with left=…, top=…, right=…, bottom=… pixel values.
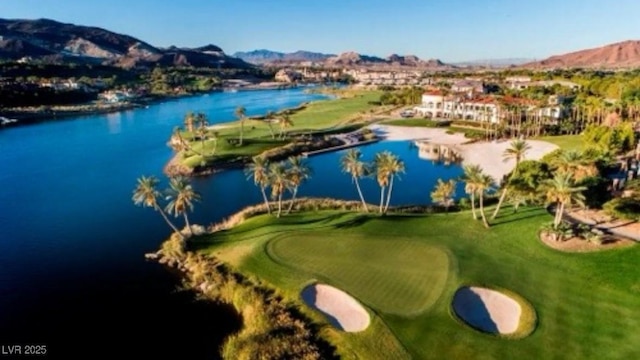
left=369, top=124, right=558, bottom=181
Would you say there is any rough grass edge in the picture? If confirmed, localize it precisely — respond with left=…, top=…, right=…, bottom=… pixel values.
left=207, top=197, right=465, bottom=233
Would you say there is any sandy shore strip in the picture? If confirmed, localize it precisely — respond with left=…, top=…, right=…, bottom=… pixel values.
left=301, top=284, right=370, bottom=332
left=368, top=124, right=558, bottom=181
left=452, top=286, right=522, bottom=334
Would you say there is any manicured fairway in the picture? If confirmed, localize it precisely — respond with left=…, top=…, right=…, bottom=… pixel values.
left=195, top=208, right=640, bottom=359
left=536, top=134, right=583, bottom=151
left=268, top=234, right=450, bottom=315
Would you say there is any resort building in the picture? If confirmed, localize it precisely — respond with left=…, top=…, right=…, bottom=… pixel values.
left=414, top=91, right=567, bottom=124
left=505, top=76, right=532, bottom=90
left=99, top=90, right=134, bottom=103
left=414, top=91, right=501, bottom=123
left=451, top=79, right=486, bottom=94
left=275, top=69, right=303, bottom=83
left=344, top=69, right=432, bottom=86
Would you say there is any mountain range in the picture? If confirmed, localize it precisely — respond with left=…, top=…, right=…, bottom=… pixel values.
left=0, top=18, right=252, bottom=69
left=524, top=40, right=640, bottom=69
left=235, top=49, right=454, bottom=69
left=232, top=49, right=334, bottom=64
left=452, top=58, right=535, bottom=68
left=2, top=18, right=640, bottom=71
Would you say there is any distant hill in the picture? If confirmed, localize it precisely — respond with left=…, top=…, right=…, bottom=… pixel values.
left=523, top=40, right=640, bottom=69
left=325, top=52, right=453, bottom=69
left=326, top=51, right=387, bottom=66
left=0, top=18, right=252, bottom=69
left=452, top=58, right=534, bottom=68
left=233, top=49, right=334, bottom=64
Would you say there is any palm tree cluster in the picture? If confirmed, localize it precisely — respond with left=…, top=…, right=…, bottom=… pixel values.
left=170, top=112, right=219, bottom=156
left=132, top=175, right=201, bottom=240
left=245, top=155, right=311, bottom=218
left=460, top=145, right=593, bottom=230
left=340, top=149, right=405, bottom=214
left=460, top=164, right=494, bottom=228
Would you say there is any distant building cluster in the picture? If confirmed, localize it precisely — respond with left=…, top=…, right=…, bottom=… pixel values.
left=343, top=69, right=431, bottom=86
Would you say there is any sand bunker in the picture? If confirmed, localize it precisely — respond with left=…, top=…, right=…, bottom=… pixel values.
left=452, top=286, right=522, bottom=335
left=301, top=284, right=370, bottom=332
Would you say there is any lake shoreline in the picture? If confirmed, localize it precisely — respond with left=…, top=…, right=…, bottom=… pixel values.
left=0, top=82, right=301, bottom=127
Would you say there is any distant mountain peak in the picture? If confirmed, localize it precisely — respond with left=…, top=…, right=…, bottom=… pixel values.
left=0, top=17, right=252, bottom=69
left=523, top=40, right=640, bottom=69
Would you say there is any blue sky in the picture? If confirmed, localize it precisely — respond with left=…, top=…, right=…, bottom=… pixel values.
left=1, top=0, right=639, bottom=61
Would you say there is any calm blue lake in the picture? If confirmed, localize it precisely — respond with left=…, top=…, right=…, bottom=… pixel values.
left=0, top=87, right=464, bottom=358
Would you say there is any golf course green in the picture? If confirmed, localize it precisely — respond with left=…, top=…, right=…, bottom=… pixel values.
left=194, top=207, right=640, bottom=359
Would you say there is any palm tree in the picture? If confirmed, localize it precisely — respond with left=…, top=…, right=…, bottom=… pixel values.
left=492, top=139, right=532, bottom=219
left=268, top=162, right=290, bottom=218
left=552, top=150, right=599, bottom=182
left=279, top=114, right=293, bottom=139
left=234, top=106, right=246, bottom=146
left=265, top=110, right=276, bottom=139
left=460, top=164, right=483, bottom=219
left=169, top=126, right=187, bottom=152
left=373, top=151, right=405, bottom=214
left=165, top=176, right=201, bottom=236
left=196, top=125, right=208, bottom=153
left=477, top=173, right=494, bottom=228
left=132, top=176, right=183, bottom=239
left=431, top=179, right=456, bottom=212
left=210, top=131, right=219, bottom=155
left=194, top=113, right=209, bottom=153
left=245, top=156, right=271, bottom=213
left=384, top=154, right=405, bottom=213
left=373, top=152, right=391, bottom=214
left=285, top=156, right=312, bottom=214
left=184, top=111, right=195, bottom=132
left=340, top=149, right=370, bottom=212
left=543, top=173, right=586, bottom=229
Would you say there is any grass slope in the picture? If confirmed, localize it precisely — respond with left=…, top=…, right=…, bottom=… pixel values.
left=194, top=208, right=640, bottom=359
left=536, top=134, right=583, bottom=151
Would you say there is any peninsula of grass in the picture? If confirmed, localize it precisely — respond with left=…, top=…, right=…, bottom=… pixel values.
left=191, top=207, right=640, bottom=359
left=168, top=90, right=387, bottom=174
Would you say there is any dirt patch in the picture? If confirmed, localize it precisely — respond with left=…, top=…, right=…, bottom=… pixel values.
left=301, top=283, right=370, bottom=332
left=539, top=232, right=635, bottom=253
left=567, top=209, right=640, bottom=241
left=452, top=286, right=522, bottom=335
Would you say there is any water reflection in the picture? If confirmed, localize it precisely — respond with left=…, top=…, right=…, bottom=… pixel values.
left=414, top=140, right=462, bottom=165
left=106, top=112, right=122, bottom=134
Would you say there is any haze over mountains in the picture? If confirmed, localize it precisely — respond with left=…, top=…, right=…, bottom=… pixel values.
left=1, top=18, right=640, bottom=70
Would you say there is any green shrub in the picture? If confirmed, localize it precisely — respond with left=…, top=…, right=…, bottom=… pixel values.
left=603, top=197, right=640, bottom=220
left=452, top=120, right=485, bottom=128
left=458, top=197, right=472, bottom=210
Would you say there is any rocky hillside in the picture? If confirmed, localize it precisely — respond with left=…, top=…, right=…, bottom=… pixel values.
left=325, top=51, right=453, bottom=69
left=0, top=18, right=252, bottom=69
left=233, top=49, right=333, bottom=64
left=524, top=40, right=640, bottom=69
